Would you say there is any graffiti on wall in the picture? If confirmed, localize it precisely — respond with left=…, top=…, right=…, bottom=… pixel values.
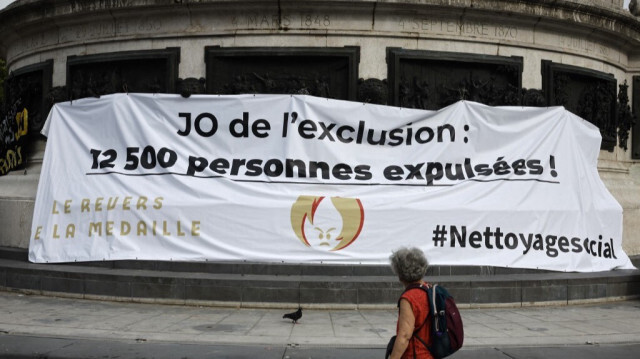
left=0, top=99, right=28, bottom=175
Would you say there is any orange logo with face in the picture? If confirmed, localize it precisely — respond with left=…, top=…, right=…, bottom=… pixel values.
left=290, top=196, right=364, bottom=251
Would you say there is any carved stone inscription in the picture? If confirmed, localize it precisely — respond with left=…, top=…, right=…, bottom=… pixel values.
left=221, top=10, right=527, bottom=40
left=59, top=17, right=162, bottom=43
left=231, top=13, right=332, bottom=29
left=69, top=0, right=133, bottom=13
left=395, top=17, right=522, bottom=41
left=555, top=33, right=610, bottom=57
left=60, top=21, right=115, bottom=42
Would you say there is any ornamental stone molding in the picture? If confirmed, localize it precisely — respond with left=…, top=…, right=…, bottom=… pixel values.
left=1, top=0, right=639, bottom=80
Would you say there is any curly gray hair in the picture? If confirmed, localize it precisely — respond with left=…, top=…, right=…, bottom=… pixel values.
left=389, top=247, right=429, bottom=283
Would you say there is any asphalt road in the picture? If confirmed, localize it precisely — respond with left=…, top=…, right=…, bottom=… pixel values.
left=1, top=335, right=639, bottom=359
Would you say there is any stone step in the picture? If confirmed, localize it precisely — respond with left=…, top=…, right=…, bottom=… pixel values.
left=1, top=247, right=639, bottom=309
left=0, top=247, right=555, bottom=277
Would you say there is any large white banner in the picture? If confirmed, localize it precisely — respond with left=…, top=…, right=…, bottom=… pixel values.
left=29, top=94, right=635, bottom=272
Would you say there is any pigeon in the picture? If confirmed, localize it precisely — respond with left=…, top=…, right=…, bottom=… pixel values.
left=283, top=307, right=302, bottom=324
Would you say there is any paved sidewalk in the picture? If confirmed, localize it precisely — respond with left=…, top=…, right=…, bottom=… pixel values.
left=1, top=291, right=639, bottom=350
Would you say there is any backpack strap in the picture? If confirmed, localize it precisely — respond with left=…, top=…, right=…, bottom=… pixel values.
left=411, top=310, right=430, bottom=358
left=397, top=282, right=430, bottom=307
left=397, top=283, right=432, bottom=358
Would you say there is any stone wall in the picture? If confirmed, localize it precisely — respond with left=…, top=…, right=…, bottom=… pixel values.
left=1, top=0, right=640, bottom=257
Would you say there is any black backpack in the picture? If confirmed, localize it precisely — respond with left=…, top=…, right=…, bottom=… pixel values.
left=388, top=283, right=464, bottom=359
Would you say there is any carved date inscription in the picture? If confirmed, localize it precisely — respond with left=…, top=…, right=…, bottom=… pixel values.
left=60, top=22, right=115, bottom=42
left=557, top=34, right=610, bottom=57
left=69, top=0, right=132, bottom=12
left=398, top=18, right=519, bottom=40
left=58, top=17, right=162, bottom=42
left=231, top=13, right=331, bottom=29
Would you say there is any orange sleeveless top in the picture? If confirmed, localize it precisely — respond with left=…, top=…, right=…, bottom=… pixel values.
left=398, top=286, right=434, bottom=359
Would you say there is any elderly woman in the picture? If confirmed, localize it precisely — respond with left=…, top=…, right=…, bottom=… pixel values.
left=388, top=247, right=433, bottom=359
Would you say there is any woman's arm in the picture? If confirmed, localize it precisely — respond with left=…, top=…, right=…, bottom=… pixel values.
left=389, top=298, right=415, bottom=359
